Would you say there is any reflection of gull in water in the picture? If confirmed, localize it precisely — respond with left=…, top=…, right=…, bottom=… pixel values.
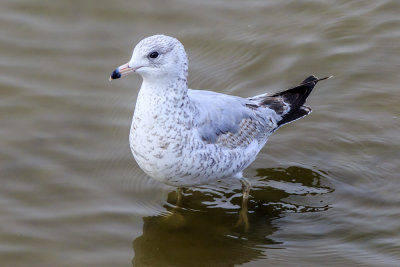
left=132, top=166, right=333, bottom=266
left=109, top=34, right=331, bottom=206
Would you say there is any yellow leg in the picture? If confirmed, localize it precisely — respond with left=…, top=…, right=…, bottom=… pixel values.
left=235, top=178, right=251, bottom=232
left=240, top=177, right=251, bottom=200
left=176, top=187, right=184, bottom=207
left=161, top=187, right=187, bottom=229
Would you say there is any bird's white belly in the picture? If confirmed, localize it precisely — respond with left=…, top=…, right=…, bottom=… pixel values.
left=129, top=120, right=177, bottom=180
left=128, top=113, right=201, bottom=185
left=129, top=115, right=258, bottom=187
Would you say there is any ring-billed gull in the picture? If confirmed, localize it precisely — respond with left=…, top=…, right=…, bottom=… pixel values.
left=109, top=34, right=330, bottom=205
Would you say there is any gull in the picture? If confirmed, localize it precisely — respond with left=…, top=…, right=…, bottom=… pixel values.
left=109, top=34, right=330, bottom=207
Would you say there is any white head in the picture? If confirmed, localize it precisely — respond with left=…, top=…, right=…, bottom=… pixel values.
left=109, top=35, right=188, bottom=83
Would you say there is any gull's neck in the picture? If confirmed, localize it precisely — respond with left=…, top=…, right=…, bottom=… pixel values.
left=141, top=76, right=188, bottom=99
left=134, top=76, right=193, bottom=123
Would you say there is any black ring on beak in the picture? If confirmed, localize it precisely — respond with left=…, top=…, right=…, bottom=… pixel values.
left=110, top=68, right=121, bottom=80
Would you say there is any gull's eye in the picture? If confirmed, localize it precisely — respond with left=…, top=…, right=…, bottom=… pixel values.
left=149, top=51, right=159, bottom=59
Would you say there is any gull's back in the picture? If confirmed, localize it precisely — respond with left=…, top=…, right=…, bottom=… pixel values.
left=189, top=75, right=323, bottom=154
left=189, top=89, right=279, bottom=151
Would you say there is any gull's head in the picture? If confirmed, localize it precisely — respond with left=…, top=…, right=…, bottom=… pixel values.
left=109, top=35, right=188, bottom=82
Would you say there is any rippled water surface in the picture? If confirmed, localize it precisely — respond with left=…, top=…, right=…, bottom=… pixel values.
left=1, top=0, right=400, bottom=266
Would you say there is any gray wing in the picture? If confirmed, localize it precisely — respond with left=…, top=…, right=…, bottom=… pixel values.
left=188, top=89, right=281, bottom=149
left=188, top=75, right=324, bottom=149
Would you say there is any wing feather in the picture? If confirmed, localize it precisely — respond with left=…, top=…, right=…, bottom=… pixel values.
left=188, top=89, right=279, bottom=149
left=188, top=75, right=328, bottom=149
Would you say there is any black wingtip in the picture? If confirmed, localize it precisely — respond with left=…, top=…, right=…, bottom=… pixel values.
left=273, top=75, right=331, bottom=127
left=300, top=75, right=333, bottom=86
left=317, top=75, right=333, bottom=82
left=277, top=106, right=312, bottom=127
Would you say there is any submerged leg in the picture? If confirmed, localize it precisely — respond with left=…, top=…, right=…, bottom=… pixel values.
left=235, top=177, right=251, bottom=232
left=176, top=187, right=184, bottom=207
left=162, top=187, right=187, bottom=228
left=240, top=177, right=251, bottom=201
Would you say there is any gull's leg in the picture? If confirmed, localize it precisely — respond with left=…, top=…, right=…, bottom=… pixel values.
left=240, top=177, right=251, bottom=201
left=162, top=187, right=186, bottom=228
left=176, top=187, right=184, bottom=207
left=235, top=177, right=251, bottom=232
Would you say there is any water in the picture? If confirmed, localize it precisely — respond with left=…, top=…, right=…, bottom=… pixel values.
left=1, top=0, right=400, bottom=266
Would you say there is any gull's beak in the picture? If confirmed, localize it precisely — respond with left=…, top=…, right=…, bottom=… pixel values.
left=109, top=63, right=136, bottom=81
